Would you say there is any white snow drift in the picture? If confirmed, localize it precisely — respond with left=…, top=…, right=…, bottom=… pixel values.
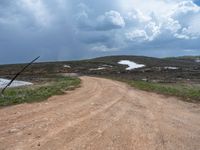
left=64, top=65, right=71, bottom=68
left=0, top=78, right=33, bottom=88
left=118, top=60, right=145, bottom=70
left=89, top=67, right=106, bottom=71
left=164, top=67, right=178, bottom=70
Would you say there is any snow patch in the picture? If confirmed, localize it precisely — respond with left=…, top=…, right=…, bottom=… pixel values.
left=118, top=60, right=145, bottom=70
left=0, top=78, right=33, bottom=88
left=64, top=65, right=71, bottom=68
left=164, top=67, right=178, bottom=70
left=89, top=67, right=106, bottom=71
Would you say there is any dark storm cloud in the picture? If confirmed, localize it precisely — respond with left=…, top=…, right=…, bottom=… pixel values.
left=0, top=0, right=200, bottom=64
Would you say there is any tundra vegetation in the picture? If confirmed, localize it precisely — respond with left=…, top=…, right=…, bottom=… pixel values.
left=0, top=55, right=199, bottom=106
left=0, top=76, right=80, bottom=107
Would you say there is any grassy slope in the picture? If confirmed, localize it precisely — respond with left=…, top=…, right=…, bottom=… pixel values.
left=129, top=80, right=200, bottom=102
left=0, top=76, right=81, bottom=107
left=0, top=55, right=199, bottom=103
left=109, top=77, right=200, bottom=103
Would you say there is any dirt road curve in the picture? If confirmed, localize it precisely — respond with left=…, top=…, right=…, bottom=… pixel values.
left=0, top=76, right=200, bottom=150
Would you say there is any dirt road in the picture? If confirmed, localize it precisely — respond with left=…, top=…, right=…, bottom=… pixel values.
left=0, top=76, right=200, bottom=150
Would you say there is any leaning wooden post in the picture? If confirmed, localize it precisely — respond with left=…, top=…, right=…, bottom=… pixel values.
left=1, top=56, right=40, bottom=95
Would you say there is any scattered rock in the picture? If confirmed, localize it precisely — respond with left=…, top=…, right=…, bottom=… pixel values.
left=35, top=135, right=41, bottom=139
left=27, top=132, right=32, bottom=135
left=8, top=128, right=19, bottom=133
left=142, top=78, right=148, bottom=82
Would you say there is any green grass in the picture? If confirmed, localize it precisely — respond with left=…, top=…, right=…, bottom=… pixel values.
left=105, top=76, right=200, bottom=103
left=128, top=81, right=200, bottom=102
left=0, top=76, right=81, bottom=107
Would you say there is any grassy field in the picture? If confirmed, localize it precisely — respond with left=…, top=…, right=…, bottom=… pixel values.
left=129, top=81, right=200, bottom=102
left=0, top=76, right=81, bottom=107
left=0, top=55, right=199, bottom=104
left=109, top=77, right=200, bottom=103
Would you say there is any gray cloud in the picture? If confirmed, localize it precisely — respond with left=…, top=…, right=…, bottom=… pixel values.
left=76, top=10, right=125, bottom=31
left=95, top=10, right=125, bottom=31
left=0, top=0, right=200, bottom=64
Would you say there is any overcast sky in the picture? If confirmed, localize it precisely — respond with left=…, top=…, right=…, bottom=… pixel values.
left=0, top=0, right=200, bottom=64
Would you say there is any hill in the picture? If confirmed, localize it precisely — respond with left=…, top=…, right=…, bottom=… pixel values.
left=0, top=55, right=199, bottom=103
left=1, top=55, right=199, bottom=83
